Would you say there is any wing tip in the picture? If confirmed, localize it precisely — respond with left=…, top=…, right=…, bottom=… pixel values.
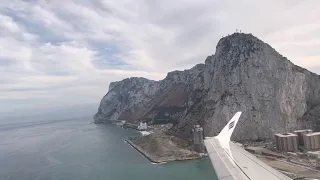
left=204, top=111, right=242, bottom=140
left=205, top=111, right=242, bottom=141
left=216, top=111, right=242, bottom=140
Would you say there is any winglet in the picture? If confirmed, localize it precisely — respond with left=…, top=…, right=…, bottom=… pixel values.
left=216, top=112, right=242, bottom=141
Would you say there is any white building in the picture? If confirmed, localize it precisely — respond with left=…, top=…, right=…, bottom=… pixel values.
left=138, top=122, right=147, bottom=131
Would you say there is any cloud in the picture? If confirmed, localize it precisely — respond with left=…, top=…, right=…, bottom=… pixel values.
left=0, top=0, right=319, bottom=117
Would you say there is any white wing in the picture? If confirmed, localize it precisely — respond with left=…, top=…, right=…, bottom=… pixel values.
left=204, top=112, right=291, bottom=180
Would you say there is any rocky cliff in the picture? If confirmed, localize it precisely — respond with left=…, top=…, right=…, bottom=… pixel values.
left=94, top=33, right=320, bottom=141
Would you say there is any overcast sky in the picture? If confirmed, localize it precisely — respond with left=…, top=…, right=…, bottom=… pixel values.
left=0, top=0, right=319, bottom=117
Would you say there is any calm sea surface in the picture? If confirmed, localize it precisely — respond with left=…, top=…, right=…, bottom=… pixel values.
left=0, top=118, right=217, bottom=180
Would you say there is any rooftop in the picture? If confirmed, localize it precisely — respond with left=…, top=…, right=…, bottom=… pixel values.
left=275, top=133, right=297, bottom=137
left=305, top=132, right=320, bottom=136
left=294, top=129, right=312, bottom=133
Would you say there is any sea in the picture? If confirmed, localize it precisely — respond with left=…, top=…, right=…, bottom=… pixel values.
left=0, top=117, right=217, bottom=180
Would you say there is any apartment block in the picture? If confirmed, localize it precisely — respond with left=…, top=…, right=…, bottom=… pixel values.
left=294, top=129, right=313, bottom=146
left=303, top=132, right=320, bottom=151
left=192, top=125, right=205, bottom=153
left=275, top=133, right=298, bottom=152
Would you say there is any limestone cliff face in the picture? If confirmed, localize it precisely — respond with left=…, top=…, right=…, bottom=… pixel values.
left=94, top=77, right=160, bottom=123
left=202, top=34, right=320, bottom=141
left=94, top=33, right=320, bottom=141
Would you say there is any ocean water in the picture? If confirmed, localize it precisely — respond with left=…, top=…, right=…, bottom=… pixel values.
left=0, top=118, right=217, bottom=180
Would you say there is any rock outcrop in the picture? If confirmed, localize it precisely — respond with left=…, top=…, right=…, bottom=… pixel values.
left=94, top=33, right=320, bottom=141
left=94, top=77, right=159, bottom=123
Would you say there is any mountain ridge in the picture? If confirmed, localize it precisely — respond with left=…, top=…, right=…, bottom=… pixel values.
left=94, top=33, right=320, bottom=141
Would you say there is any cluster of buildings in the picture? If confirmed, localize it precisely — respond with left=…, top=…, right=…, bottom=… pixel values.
left=275, top=129, right=320, bottom=158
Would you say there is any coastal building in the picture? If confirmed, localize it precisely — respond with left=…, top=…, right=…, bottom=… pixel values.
left=138, top=122, right=148, bottom=131
left=275, top=133, right=298, bottom=152
left=192, top=125, right=205, bottom=153
left=116, top=120, right=126, bottom=126
left=303, top=132, right=320, bottom=151
left=293, top=129, right=312, bottom=146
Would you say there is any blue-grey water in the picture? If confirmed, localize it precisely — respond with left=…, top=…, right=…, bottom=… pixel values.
left=0, top=118, right=217, bottom=180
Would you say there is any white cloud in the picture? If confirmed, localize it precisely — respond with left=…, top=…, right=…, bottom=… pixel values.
left=0, top=0, right=319, bottom=117
left=0, top=14, right=20, bottom=33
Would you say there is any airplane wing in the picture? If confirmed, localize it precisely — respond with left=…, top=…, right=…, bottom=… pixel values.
left=204, top=112, right=292, bottom=180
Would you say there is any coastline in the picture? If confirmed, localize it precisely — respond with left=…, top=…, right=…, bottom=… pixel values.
left=111, top=121, right=203, bottom=163
left=125, top=139, right=162, bottom=163
left=125, top=134, right=203, bottom=163
left=118, top=122, right=320, bottom=178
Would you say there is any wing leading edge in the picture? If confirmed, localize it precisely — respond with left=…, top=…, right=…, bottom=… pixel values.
left=204, top=112, right=291, bottom=180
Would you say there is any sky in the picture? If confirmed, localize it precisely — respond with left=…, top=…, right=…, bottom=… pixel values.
left=0, top=0, right=319, bottom=118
